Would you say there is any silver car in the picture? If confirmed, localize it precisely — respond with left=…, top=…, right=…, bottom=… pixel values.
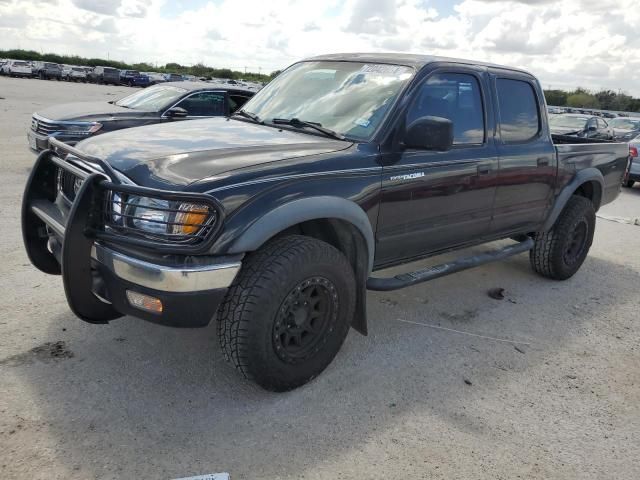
left=62, top=65, right=88, bottom=82
left=626, top=134, right=640, bottom=188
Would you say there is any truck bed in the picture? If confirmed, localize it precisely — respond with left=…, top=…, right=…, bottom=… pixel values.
left=552, top=135, right=629, bottom=208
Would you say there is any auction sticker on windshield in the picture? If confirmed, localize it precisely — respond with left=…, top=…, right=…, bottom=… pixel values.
left=359, top=64, right=413, bottom=76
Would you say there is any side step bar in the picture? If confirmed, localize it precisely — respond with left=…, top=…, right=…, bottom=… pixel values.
left=366, top=238, right=534, bottom=292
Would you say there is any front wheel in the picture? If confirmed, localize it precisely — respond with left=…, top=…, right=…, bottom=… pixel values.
left=217, top=235, right=356, bottom=391
left=530, top=195, right=596, bottom=280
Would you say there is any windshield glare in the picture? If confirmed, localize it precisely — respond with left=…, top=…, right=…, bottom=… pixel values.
left=115, top=85, right=187, bottom=111
left=549, top=115, right=588, bottom=129
left=241, top=61, right=415, bottom=140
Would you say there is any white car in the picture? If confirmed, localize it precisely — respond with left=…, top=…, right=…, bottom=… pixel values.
left=2, top=60, right=32, bottom=77
left=62, top=65, right=88, bottom=82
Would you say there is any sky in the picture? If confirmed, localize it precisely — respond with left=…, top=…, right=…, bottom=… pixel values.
left=1, top=0, right=639, bottom=95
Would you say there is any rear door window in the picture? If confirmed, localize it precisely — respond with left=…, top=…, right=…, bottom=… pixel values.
left=406, top=72, right=485, bottom=145
left=496, top=78, right=540, bottom=143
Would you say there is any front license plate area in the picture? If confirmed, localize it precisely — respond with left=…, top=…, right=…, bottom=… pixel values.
left=28, top=131, right=38, bottom=150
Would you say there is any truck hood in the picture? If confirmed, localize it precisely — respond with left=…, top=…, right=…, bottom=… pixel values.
left=75, top=117, right=352, bottom=186
left=36, top=101, right=155, bottom=122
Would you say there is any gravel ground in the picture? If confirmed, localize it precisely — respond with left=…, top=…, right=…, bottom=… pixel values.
left=0, top=76, right=639, bottom=480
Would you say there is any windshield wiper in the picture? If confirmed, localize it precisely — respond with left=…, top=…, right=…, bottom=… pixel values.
left=272, top=118, right=345, bottom=140
left=233, top=109, right=262, bottom=124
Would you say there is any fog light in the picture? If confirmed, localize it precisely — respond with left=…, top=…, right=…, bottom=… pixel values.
left=126, top=290, right=163, bottom=314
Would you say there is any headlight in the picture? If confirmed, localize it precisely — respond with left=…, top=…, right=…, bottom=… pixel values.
left=60, top=122, right=102, bottom=136
left=119, top=195, right=215, bottom=237
left=127, top=196, right=172, bottom=234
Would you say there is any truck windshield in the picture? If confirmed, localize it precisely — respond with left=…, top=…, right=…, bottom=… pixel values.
left=240, top=61, right=415, bottom=140
left=115, top=85, right=188, bottom=111
left=549, top=115, right=588, bottom=129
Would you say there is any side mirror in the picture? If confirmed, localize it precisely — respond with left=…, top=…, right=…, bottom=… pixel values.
left=404, top=116, right=454, bottom=151
left=165, top=107, right=188, bottom=118
left=587, top=125, right=597, bottom=132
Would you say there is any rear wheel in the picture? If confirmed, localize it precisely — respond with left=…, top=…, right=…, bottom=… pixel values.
left=530, top=195, right=596, bottom=280
left=624, top=180, right=635, bottom=188
left=217, top=235, right=356, bottom=391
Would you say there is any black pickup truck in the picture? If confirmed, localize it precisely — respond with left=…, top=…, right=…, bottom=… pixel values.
left=22, top=53, right=629, bottom=391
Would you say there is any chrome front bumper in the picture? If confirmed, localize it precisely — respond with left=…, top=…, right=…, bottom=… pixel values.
left=91, top=243, right=241, bottom=293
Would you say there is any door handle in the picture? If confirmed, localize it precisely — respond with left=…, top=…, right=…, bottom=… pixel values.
left=477, top=165, right=492, bottom=175
left=537, top=158, right=550, bottom=167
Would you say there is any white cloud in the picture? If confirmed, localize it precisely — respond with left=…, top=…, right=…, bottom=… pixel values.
left=0, top=0, right=639, bottom=95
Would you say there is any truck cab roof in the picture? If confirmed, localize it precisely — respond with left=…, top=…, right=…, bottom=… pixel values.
left=304, top=52, right=534, bottom=76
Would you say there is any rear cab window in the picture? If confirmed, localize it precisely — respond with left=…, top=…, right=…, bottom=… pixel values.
left=495, top=78, right=541, bottom=143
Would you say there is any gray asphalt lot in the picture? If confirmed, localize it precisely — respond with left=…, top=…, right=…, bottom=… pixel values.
left=0, top=76, right=639, bottom=480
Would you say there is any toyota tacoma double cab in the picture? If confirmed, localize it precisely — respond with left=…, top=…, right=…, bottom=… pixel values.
left=22, top=53, right=629, bottom=391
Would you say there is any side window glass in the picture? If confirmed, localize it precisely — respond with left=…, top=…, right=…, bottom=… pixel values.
left=496, top=78, right=540, bottom=143
left=229, top=95, right=250, bottom=112
left=175, top=92, right=226, bottom=116
left=406, top=73, right=485, bottom=145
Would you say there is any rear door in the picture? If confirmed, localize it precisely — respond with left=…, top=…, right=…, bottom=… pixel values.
left=376, top=67, right=499, bottom=266
left=489, top=73, right=557, bottom=234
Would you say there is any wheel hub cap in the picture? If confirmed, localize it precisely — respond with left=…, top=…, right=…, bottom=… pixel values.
left=273, top=277, right=338, bottom=364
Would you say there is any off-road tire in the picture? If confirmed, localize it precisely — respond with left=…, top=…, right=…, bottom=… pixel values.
left=530, top=195, right=596, bottom=280
left=217, top=235, right=356, bottom=391
left=624, top=180, right=635, bottom=188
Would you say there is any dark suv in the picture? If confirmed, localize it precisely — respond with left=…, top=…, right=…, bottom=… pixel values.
left=88, top=66, right=120, bottom=85
left=120, top=70, right=150, bottom=87
left=32, top=61, right=62, bottom=80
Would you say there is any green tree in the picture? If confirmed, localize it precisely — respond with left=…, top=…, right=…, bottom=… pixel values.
left=544, top=90, right=568, bottom=106
left=566, top=93, right=600, bottom=109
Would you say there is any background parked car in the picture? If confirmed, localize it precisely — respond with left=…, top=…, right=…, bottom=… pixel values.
left=549, top=113, right=613, bottom=139
left=120, top=70, right=150, bottom=87
left=625, top=133, right=640, bottom=188
left=608, top=117, right=640, bottom=141
left=32, top=61, right=62, bottom=80
left=163, top=73, right=184, bottom=82
left=1, top=60, right=32, bottom=77
left=61, top=65, right=88, bottom=82
left=27, top=82, right=256, bottom=151
left=144, top=72, right=166, bottom=85
left=87, top=66, right=120, bottom=85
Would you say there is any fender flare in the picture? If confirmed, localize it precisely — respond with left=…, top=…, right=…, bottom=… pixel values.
left=542, top=167, right=604, bottom=231
left=227, top=196, right=376, bottom=273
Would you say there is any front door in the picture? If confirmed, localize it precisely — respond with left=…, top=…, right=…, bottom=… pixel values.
left=376, top=69, right=499, bottom=268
